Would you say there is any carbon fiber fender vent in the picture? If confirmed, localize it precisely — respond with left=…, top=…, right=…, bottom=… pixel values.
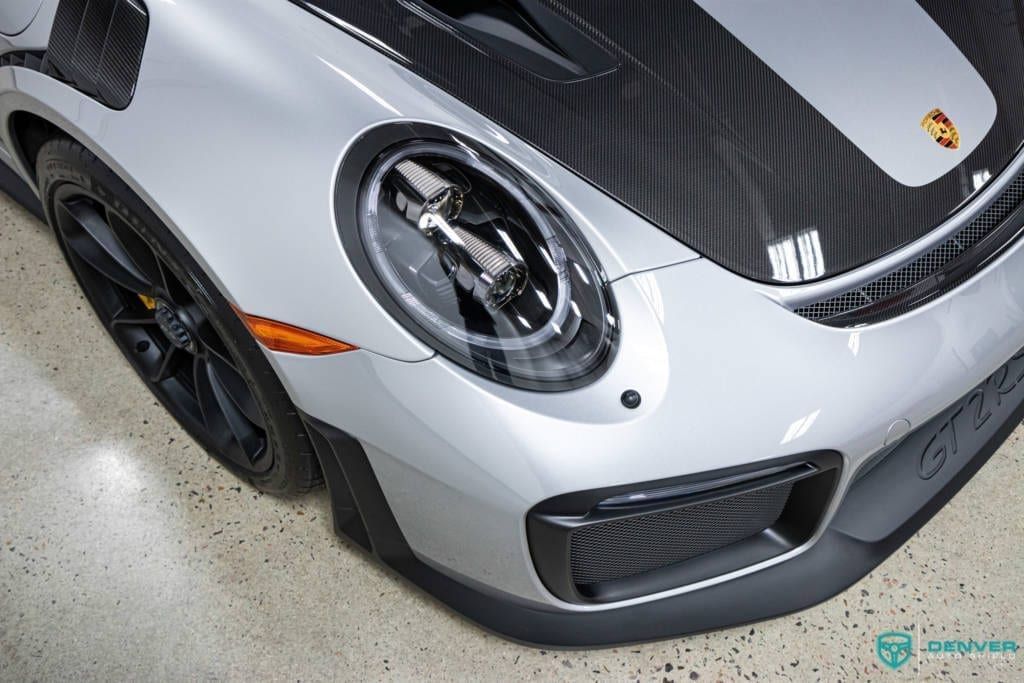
left=45, top=0, right=149, bottom=110
left=794, top=168, right=1024, bottom=326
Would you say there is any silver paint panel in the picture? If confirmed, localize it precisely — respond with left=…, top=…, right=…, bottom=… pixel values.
left=0, top=0, right=53, bottom=48
left=695, top=0, right=997, bottom=187
left=0, top=0, right=44, bottom=36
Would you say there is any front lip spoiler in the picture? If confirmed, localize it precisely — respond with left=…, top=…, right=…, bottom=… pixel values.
left=299, top=346, right=1024, bottom=648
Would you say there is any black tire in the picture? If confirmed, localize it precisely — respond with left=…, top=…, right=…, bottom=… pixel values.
left=37, top=137, right=321, bottom=494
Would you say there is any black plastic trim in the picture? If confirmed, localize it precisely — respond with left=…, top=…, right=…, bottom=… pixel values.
left=0, top=159, right=44, bottom=220
left=299, top=343, right=1024, bottom=647
left=596, top=462, right=816, bottom=508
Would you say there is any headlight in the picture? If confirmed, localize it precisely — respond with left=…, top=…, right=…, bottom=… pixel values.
left=342, top=126, right=617, bottom=391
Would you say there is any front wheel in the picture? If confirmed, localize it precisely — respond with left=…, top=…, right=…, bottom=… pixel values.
left=37, top=138, right=321, bottom=494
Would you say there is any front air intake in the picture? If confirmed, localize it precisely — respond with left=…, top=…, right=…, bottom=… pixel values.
left=569, top=479, right=795, bottom=586
left=528, top=453, right=841, bottom=603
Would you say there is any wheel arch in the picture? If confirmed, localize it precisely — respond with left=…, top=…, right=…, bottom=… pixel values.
left=1, top=90, right=164, bottom=210
left=8, top=108, right=63, bottom=184
left=0, top=87, right=227, bottom=305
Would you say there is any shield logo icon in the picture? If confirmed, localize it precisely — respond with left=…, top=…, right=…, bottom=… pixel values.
left=920, top=108, right=960, bottom=149
left=877, top=631, right=913, bottom=670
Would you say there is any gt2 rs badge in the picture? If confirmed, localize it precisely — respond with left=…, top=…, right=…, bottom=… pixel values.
left=921, top=108, right=960, bottom=149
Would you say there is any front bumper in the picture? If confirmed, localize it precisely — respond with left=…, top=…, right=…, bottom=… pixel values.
left=301, top=347, right=1024, bottom=646
left=268, top=230, right=1024, bottom=608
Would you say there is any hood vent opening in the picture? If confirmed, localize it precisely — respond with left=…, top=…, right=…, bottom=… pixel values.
left=406, top=0, right=617, bottom=81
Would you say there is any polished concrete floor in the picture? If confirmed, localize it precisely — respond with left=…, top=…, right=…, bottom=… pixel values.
left=1, top=189, right=1022, bottom=681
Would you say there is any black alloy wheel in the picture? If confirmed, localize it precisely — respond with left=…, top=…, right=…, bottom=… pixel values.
left=37, top=138, right=321, bottom=493
left=52, top=183, right=271, bottom=472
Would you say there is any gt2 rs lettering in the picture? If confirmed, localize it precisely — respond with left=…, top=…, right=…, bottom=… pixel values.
left=919, top=350, right=1024, bottom=479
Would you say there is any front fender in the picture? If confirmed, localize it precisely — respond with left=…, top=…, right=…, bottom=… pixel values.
left=0, top=0, right=695, bottom=361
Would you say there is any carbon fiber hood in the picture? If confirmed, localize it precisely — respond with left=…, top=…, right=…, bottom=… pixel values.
left=295, top=0, right=1024, bottom=283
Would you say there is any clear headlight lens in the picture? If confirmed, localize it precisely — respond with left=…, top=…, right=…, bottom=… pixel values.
left=356, top=139, right=617, bottom=390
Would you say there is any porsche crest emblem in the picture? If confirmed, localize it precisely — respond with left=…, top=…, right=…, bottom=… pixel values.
left=920, top=108, right=960, bottom=149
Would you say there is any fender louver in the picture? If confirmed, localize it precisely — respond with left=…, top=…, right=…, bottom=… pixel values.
left=45, top=0, right=149, bottom=110
left=0, top=51, right=46, bottom=71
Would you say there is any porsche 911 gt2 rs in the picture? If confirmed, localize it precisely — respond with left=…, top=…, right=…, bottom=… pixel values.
left=2, top=0, right=1023, bottom=647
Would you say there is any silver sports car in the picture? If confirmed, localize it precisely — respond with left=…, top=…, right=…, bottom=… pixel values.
left=3, top=0, right=1023, bottom=647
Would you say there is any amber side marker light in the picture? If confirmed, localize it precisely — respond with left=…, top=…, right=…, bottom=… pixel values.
left=233, top=307, right=357, bottom=356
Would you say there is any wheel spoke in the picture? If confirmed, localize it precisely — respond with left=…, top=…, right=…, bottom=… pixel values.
left=193, top=357, right=264, bottom=465
left=154, top=260, right=179, bottom=302
left=203, top=340, right=240, bottom=377
left=105, top=211, right=170, bottom=295
left=111, top=311, right=158, bottom=328
left=192, top=357, right=215, bottom=428
left=208, top=354, right=266, bottom=429
left=150, top=347, right=180, bottom=383
left=193, top=357, right=232, bottom=445
left=207, top=360, right=264, bottom=459
left=56, top=199, right=152, bottom=293
left=185, top=304, right=234, bottom=365
left=183, top=303, right=215, bottom=345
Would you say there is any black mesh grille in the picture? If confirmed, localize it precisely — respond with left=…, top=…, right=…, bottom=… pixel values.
left=569, top=481, right=794, bottom=586
left=795, top=170, right=1024, bottom=325
left=45, top=0, right=149, bottom=110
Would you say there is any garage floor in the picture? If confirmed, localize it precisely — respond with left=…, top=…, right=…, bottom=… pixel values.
left=1, top=190, right=1022, bottom=681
